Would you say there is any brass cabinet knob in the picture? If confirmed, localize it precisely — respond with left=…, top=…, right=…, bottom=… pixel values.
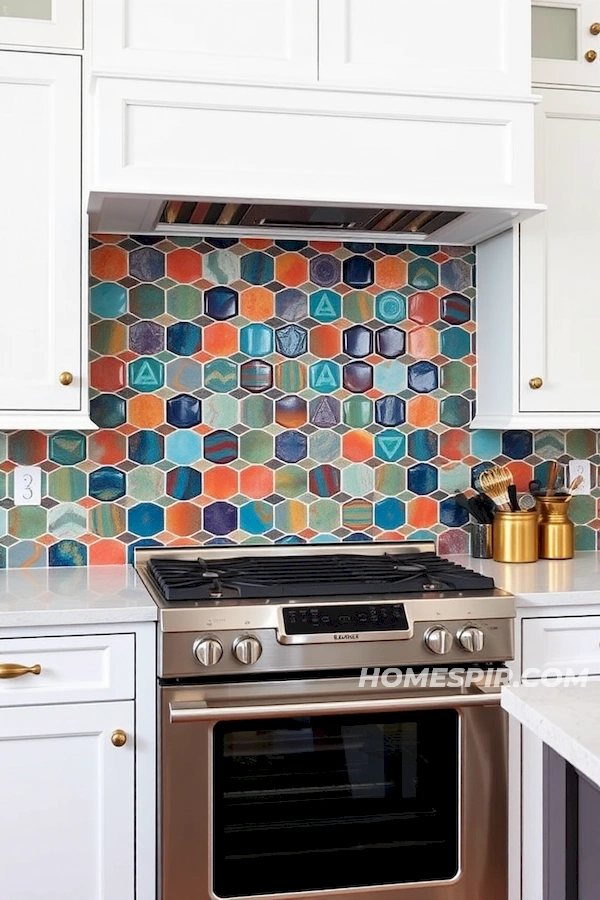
left=59, top=371, right=73, bottom=386
left=0, top=663, right=41, bottom=679
left=590, top=22, right=600, bottom=35
left=529, top=377, right=543, bottom=390
left=585, top=49, right=598, bottom=62
left=111, top=729, right=127, bottom=747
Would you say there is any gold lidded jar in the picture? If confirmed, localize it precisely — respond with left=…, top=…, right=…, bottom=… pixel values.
left=492, top=510, right=539, bottom=563
left=536, top=495, right=574, bottom=560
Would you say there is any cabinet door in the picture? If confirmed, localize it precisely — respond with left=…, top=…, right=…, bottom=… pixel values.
left=532, top=0, right=600, bottom=86
left=0, top=52, right=81, bottom=413
left=0, top=701, right=134, bottom=900
left=318, top=0, right=530, bottom=96
left=0, top=0, right=81, bottom=50
left=91, top=0, right=318, bottom=84
left=520, top=89, right=600, bottom=414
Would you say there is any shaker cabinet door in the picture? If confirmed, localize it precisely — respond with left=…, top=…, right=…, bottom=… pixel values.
left=317, top=0, right=530, bottom=96
left=0, top=0, right=82, bottom=50
left=91, top=0, right=318, bottom=85
left=520, top=89, right=600, bottom=414
left=0, top=52, right=82, bottom=416
left=532, top=0, right=600, bottom=86
left=0, top=701, right=134, bottom=900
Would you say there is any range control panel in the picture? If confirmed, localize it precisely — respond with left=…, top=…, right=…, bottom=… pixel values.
left=282, top=603, right=409, bottom=635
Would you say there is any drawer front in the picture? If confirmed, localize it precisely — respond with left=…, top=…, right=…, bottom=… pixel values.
left=522, top=616, right=600, bottom=677
left=0, top=634, right=135, bottom=705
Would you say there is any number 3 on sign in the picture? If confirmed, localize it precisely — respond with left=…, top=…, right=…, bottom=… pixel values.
left=14, top=466, right=42, bottom=506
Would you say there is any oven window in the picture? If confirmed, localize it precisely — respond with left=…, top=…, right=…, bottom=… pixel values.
left=213, top=710, right=459, bottom=898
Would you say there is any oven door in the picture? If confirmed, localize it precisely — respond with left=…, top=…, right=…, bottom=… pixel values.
left=160, top=673, right=507, bottom=900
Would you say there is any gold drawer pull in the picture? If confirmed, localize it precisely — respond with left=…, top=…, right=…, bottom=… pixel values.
left=111, top=729, right=127, bottom=748
left=59, top=371, right=73, bottom=386
left=529, top=377, right=543, bottom=390
left=590, top=22, right=600, bottom=35
left=0, top=663, right=42, bottom=679
left=585, top=49, right=598, bottom=62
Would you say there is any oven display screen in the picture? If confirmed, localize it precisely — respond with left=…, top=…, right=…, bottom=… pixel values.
left=282, top=603, right=409, bottom=634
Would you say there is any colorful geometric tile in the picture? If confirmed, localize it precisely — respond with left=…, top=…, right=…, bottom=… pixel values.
left=440, top=396, right=471, bottom=427
left=408, top=258, right=438, bottom=290
left=408, top=430, right=438, bottom=461
left=374, top=430, right=406, bottom=462
left=275, top=360, right=306, bottom=393
left=129, top=246, right=165, bottom=281
left=204, top=501, right=238, bottom=535
left=440, top=361, right=470, bottom=393
left=9, top=432, right=47, bottom=465
left=241, top=395, right=274, bottom=427
left=375, top=291, right=406, bottom=324
left=310, top=289, right=341, bottom=322
left=343, top=362, right=373, bottom=392
left=204, top=430, right=238, bottom=464
left=240, top=251, right=274, bottom=285
left=128, top=502, right=164, bottom=537
left=204, top=467, right=238, bottom=499
left=310, top=254, right=341, bottom=287
left=275, top=288, right=307, bottom=322
left=274, top=500, right=306, bottom=533
left=342, top=463, right=373, bottom=497
left=167, top=285, right=201, bottom=319
left=205, top=286, right=238, bottom=320
left=502, top=430, right=533, bottom=460
left=128, top=395, right=164, bottom=429
left=241, top=287, right=274, bottom=321
left=129, top=321, right=164, bottom=354
left=240, top=360, right=273, bottom=393
left=240, top=324, right=274, bottom=357
left=239, top=431, right=273, bottom=464
left=309, top=430, right=341, bottom=461
left=89, top=467, right=126, bottom=501
left=275, top=324, right=308, bottom=357
left=8, top=507, right=47, bottom=539
left=343, top=256, right=374, bottom=288
left=167, top=322, right=202, bottom=355
left=342, top=499, right=373, bottom=530
left=375, top=396, right=406, bottom=426
left=8, top=541, right=47, bottom=568
left=440, top=292, right=471, bottom=325
left=91, top=356, right=126, bottom=392
left=48, top=503, right=86, bottom=539
left=48, top=539, right=87, bottom=567
left=275, top=465, right=307, bottom=498
left=440, top=326, right=470, bottom=359
left=276, top=253, right=308, bottom=287
left=165, top=430, right=203, bottom=465
left=204, top=249, right=240, bottom=284
left=408, top=361, right=438, bottom=393
left=128, top=357, right=164, bottom=392
left=166, top=394, right=201, bottom=428
left=204, top=359, right=237, bottom=393
left=91, top=245, right=127, bottom=280
left=408, top=463, right=438, bottom=494
left=343, top=326, right=372, bottom=358
left=129, top=284, right=165, bottom=319
left=240, top=466, right=274, bottom=499
left=309, top=464, right=341, bottom=497
left=203, top=395, right=238, bottom=429
left=90, top=282, right=127, bottom=318
left=343, top=291, right=373, bottom=323
left=408, top=326, right=439, bottom=359
left=309, top=499, right=340, bottom=533
left=374, top=498, right=405, bottom=530
left=166, top=466, right=202, bottom=500
left=309, top=361, right=341, bottom=393
left=373, top=360, right=407, bottom=393
left=440, top=259, right=471, bottom=292
left=89, top=503, right=126, bottom=537
left=48, top=431, right=86, bottom=466
left=275, top=396, right=307, bottom=428
left=408, top=291, right=439, bottom=324
left=376, top=327, right=405, bottom=358
left=90, top=395, right=126, bottom=428
left=310, top=325, right=341, bottom=358
left=439, top=496, right=469, bottom=527
left=343, top=397, right=373, bottom=428
left=166, top=501, right=202, bottom=536
left=89, top=428, right=127, bottom=467
left=275, top=431, right=308, bottom=463
left=240, top=501, right=273, bottom=534
left=48, top=468, right=87, bottom=501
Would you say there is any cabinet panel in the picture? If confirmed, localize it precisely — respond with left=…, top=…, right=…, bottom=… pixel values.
left=0, top=0, right=81, bottom=50
left=519, top=89, right=600, bottom=414
left=318, top=0, right=531, bottom=95
left=91, top=0, right=318, bottom=84
left=0, top=634, right=135, bottom=706
left=0, top=52, right=81, bottom=413
left=0, top=701, right=134, bottom=900
left=532, top=0, right=600, bottom=86
left=522, top=616, right=600, bottom=675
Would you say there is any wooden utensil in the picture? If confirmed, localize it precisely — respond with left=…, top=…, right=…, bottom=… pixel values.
left=479, top=466, right=513, bottom=511
left=546, top=461, right=559, bottom=497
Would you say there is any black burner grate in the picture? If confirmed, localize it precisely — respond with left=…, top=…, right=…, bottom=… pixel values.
left=146, top=552, right=496, bottom=602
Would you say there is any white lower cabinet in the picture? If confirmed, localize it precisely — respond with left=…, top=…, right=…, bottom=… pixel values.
left=0, top=701, right=134, bottom=900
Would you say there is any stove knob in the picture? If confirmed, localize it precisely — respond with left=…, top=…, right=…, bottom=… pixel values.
left=424, top=626, right=453, bottom=655
left=193, top=637, right=223, bottom=667
left=232, top=635, right=263, bottom=666
left=457, top=626, right=485, bottom=653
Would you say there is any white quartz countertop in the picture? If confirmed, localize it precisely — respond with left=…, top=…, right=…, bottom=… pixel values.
left=0, top=565, right=157, bottom=627
left=502, top=682, right=600, bottom=789
left=449, top=551, right=600, bottom=606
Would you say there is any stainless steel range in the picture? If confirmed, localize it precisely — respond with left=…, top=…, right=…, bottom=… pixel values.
left=136, top=541, right=514, bottom=900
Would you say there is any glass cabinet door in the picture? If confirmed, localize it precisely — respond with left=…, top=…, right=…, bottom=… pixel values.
left=0, top=0, right=81, bottom=49
left=532, top=1, right=600, bottom=86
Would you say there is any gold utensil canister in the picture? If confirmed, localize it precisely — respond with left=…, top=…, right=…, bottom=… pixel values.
left=536, top=495, right=574, bottom=560
left=492, top=510, right=539, bottom=563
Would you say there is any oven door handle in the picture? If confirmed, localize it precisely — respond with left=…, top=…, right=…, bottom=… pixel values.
left=169, top=686, right=502, bottom=723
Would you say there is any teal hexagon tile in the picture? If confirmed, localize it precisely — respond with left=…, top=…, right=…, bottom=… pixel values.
left=48, top=503, right=86, bottom=538
left=342, top=499, right=373, bottom=530
left=8, top=507, right=47, bottom=539
left=204, top=249, right=240, bottom=284
left=440, top=396, right=471, bottom=427
left=0, top=433, right=6, bottom=462
left=440, top=326, right=471, bottom=359
left=440, top=361, right=470, bottom=393
left=310, top=533, right=340, bottom=543
left=310, top=289, right=341, bottom=322
left=343, top=397, right=372, bottom=428
left=48, top=468, right=87, bottom=501
left=49, top=431, right=86, bottom=465
left=129, top=283, right=165, bottom=318
left=342, top=464, right=374, bottom=497
left=534, top=431, right=565, bottom=459
left=275, top=466, right=307, bottom=498
left=166, top=358, right=202, bottom=392
left=204, top=359, right=237, bottom=393
left=89, top=503, right=126, bottom=537
left=274, top=500, right=307, bottom=533
left=91, top=282, right=127, bottom=318
left=0, top=472, right=6, bottom=499
left=48, top=540, right=87, bottom=567
left=8, top=540, right=47, bottom=568
left=239, top=431, right=273, bottom=463
left=128, top=466, right=164, bottom=501
left=241, top=395, right=273, bottom=428
left=343, top=291, right=373, bottom=323
left=9, top=432, right=47, bottom=465
left=167, top=285, right=201, bottom=319
left=375, top=291, right=406, bottom=324
left=574, top=525, right=596, bottom=550
left=569, top=495, right=596, bottom=525
left=309, top=499, right=340, bottom=532
left=203, top=395, right=238, bottom=429
left=240, top=324, right=274, bottom=356
left=276, top=360, right=307, bottom=393
left=240, top=501, right=273, bottom=534
left=375, top=464, right=405, bottom=495
left=375, top=498, right=405, bottom=530
left=471, top=430, right=502, bottom=459
left=129, top=357, right=165, bottom=392
left=240, top=251, right=274, bottom=285
left=309, top=430, right=341, bottom=462
left=309, top=361, right=341, bottom=393
left=165, top=431, right=202, bottom=465
left=374, top=430, right=406, bottom=462
left=440, top=462, right=470, bottom=494
left=408, top=258, right=439, bottom=290
left=373, top=360, right=407, bottom=393
left=566, top=430, right=596, bottom=459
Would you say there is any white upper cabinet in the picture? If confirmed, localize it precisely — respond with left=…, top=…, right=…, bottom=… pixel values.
left=318, top=0, right=531, bottom=96
left=91, top=0, right=318, bottom=84
left=0, top=51, right=86, bottom=426
left=0, top=0, right=82, bottom=49
left=532, top=0, right=600, bottom=86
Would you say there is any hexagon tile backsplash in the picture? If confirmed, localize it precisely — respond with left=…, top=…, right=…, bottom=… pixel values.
left=2, top=235, right=599, bottom=567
